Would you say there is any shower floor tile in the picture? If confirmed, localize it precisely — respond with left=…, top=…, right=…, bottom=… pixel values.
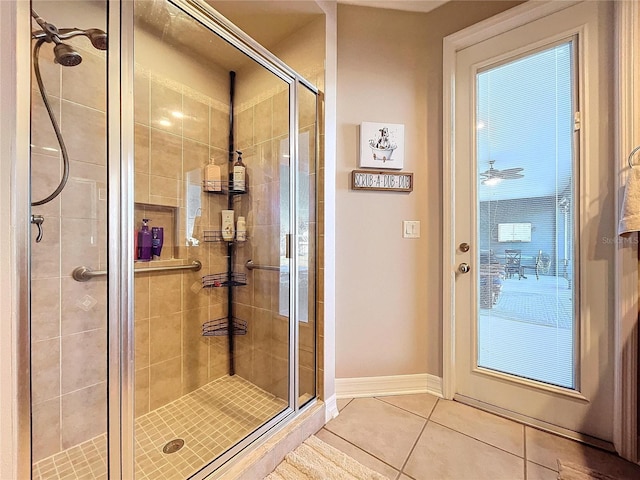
left=32, top=375, right=288, bottom=480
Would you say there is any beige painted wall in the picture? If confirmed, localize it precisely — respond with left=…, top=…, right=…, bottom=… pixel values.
left=336, top=1, right=522, bottom=379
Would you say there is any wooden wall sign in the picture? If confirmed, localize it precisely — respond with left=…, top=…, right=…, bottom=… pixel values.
left=351, top=170, right=413, bottom=192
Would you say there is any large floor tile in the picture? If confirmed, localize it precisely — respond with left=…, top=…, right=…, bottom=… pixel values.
left=430, top=399, right=524, bottom=456
left=315, top=428, right=400, bottom=480
left=404, top=422, right=524, bottom=480
left=377, top=393, right=439, bottom=419
left=526, top=427, right=640, bottom=479
left=526, top=461, right=557, bottom=480
left=324, top=398, right=425, bottom=469
left=337, top=398, right=353, bottom=411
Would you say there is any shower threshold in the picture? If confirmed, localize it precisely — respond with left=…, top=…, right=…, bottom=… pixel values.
left=32, top=375, right=288, bottom=480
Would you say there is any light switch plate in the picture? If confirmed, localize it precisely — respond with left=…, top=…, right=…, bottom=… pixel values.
left=403, top=220, right=420, bottom=238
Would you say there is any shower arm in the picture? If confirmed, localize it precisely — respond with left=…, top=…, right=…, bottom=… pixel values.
left=32, top=28, right=96, bottom=42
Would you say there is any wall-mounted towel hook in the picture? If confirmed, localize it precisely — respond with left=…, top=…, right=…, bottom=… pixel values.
left=628, top=145, right=640, bottom=168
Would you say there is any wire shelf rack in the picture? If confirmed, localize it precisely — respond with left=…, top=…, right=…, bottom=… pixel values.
left=202, top=272, right=247, bottom=288
left=203, top=230, right=249, bottom=243
left=202, top=180, right=248, bottom=195
left=202, top=317, right=248, bottom=337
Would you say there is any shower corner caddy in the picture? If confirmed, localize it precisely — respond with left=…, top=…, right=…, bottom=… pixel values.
left=202, top=317, right=247, bottom=337
left=200, top=164, right=249, bottom=339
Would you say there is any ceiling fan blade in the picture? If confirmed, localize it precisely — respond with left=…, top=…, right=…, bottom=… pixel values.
left=497, top=173, right=524, bottom=179
left=497, top=167, right=524, bottom=175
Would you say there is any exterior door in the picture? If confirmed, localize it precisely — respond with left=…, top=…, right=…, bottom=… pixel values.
left=453, top=1, right=614, bottom=441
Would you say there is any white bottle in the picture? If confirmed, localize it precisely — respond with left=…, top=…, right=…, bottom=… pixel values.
left=236, top=216, right=246, bottom=242
left=221, top=210, right=235, bottom=241
left=204, top=158, right=221, bottom=192
left=233, top=150, right=246, bottom=192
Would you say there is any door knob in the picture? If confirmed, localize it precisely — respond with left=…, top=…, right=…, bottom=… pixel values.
left=458, top=263, right=470, bottom=274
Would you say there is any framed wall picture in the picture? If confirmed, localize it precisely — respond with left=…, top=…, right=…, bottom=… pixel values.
left=359, top=122, right=405, bottom=170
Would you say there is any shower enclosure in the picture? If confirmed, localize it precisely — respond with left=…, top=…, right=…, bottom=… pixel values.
left=29, top=1, right=320, bottom=478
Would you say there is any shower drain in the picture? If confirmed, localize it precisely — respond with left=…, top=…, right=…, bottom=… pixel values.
left=162, top=438, right=185, bottom=454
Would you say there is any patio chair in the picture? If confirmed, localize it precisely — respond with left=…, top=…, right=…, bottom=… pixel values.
left=520, top=250, right=552, bottom=280
left=504, top=249, right=522, bottom=279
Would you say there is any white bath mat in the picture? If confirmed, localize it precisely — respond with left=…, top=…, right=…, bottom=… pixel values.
left=265, top=435, right=389, bottom=480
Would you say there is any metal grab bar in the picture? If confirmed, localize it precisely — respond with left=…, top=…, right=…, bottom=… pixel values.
left=245, top=259, right=280, bottom=271
left=72, top=260, right=202, bottom=282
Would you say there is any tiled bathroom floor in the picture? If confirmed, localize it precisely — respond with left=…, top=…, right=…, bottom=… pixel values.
left=317, top=394, right=640, bottom=480
left=32, top=375, right=287, bottom=480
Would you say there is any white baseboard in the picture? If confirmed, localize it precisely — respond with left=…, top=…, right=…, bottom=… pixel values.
left=323, top=394, right=339, bottom=422
left=336, top=374, right=443, bottom=399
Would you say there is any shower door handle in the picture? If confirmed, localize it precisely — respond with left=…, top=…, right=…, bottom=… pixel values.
left=31, top=215, right=44, bottom=243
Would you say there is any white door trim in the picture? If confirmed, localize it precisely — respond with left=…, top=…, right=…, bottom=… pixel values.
left=442, top=0, right=638, bottom=461
left=614, top=0, right=639, bottom=463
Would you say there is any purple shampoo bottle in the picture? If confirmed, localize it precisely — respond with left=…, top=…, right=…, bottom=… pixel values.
left=151, top=226, right=163, bottom=259
left=137, top=219, right=152, bottom=261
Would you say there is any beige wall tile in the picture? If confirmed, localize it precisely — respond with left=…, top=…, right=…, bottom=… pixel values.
left=61, top=382, right=107, bottom=449
left=273, top=90, right=289, bottom=138
left=32, top=45, right=60, bottom=97
left=32, top=338, right=60, bottom=404
left=210, top=106, right=229, bottom=150
left=61, top=217, right=101, bottom=277
left=149, top=312, right=182, bottom=364
left=135, top=368, right=150, bottom=418
left=32, top=397, right=61, bottom=463
left=150, top=128, right=182, bottom=180
left=61, top=328, right=107, bottom=394
left=149, top=272, right=182, bottom=316
left=61, top=160, right=106, bottom=220
left=134, top=72, right=150, bottom=126
left=135, top=318, right=150, bottom=370
left=61, top=100, right=106, bottom=165
left=135, top=173, right=150, bottom=204
left=254, top=98, right=273, bottom=145
left=235, top=108, right=254, bottom=150
left=31, top=152, right=62, bottom=218
left=150, top=358, right=182, bottom=410
left=61, top=276, right=107, bottom=335
left=135, top=275, right=150, bottom=320
left=150, top=81, right=182, bottom=136
left=31, top=94, right=61, bottom=154
left=183, top=138, right=209, bottom=174
left=31, top=277, right=61, bottom=342
left=62, top=49, right=106, bottom=111
left=183, top=95, right=209, bottom=144
left=135, top=123, right=150, bottom=173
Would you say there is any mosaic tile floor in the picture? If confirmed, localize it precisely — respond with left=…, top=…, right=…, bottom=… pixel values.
left=32, top=375, right=288, bottom=480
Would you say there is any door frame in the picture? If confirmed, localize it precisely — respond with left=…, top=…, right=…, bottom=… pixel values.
left=442, top=0, right=638, bottom=461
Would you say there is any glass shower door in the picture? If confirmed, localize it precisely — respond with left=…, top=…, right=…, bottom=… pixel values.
left=132, top=1, right=292, bottom=477
left=30, top=1, right=110, bottom=479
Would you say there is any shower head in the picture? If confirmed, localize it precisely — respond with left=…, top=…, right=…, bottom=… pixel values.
left=53, top=42, right=82, bottom=67
left=84, top=28, right=108, bottom=50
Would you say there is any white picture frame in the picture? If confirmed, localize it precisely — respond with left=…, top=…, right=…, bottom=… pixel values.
left=359, top=122, right=405, bottom=170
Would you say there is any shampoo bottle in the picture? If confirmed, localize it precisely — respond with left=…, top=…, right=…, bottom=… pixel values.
left=232, top=150, right=246, bottom=192
left=204, top=157, right=221, bottom=192
left=137, top=219, right=152, bottom=262
left=221, top=210, right=235, bottom=241
left=236, top=216, right=246, bottom=242
left=151, top=226, right=164, bottom=259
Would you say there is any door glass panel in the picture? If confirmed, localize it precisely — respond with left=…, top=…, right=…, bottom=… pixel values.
left=476, top=41, right=575, bottom=389
left=30, top=1, right=109, bottom=478
left=133, top=1, right=290, bottom=477
left=297, top=82, right=317, bottom=405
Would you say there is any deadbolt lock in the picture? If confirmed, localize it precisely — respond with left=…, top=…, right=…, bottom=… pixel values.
left=459, top=242, right=470, bottom=252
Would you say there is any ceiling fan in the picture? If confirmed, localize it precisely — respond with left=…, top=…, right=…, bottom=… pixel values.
left=479, top=160, right=524, bottom=186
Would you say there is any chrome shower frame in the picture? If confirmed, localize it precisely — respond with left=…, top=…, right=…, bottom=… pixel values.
left=13, top=0, right=320, bottom=476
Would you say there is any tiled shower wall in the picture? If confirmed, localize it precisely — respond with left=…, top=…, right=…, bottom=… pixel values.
left=30, top=40, right=109, bottom=462
left=133, top=67, right=234, bottom=416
